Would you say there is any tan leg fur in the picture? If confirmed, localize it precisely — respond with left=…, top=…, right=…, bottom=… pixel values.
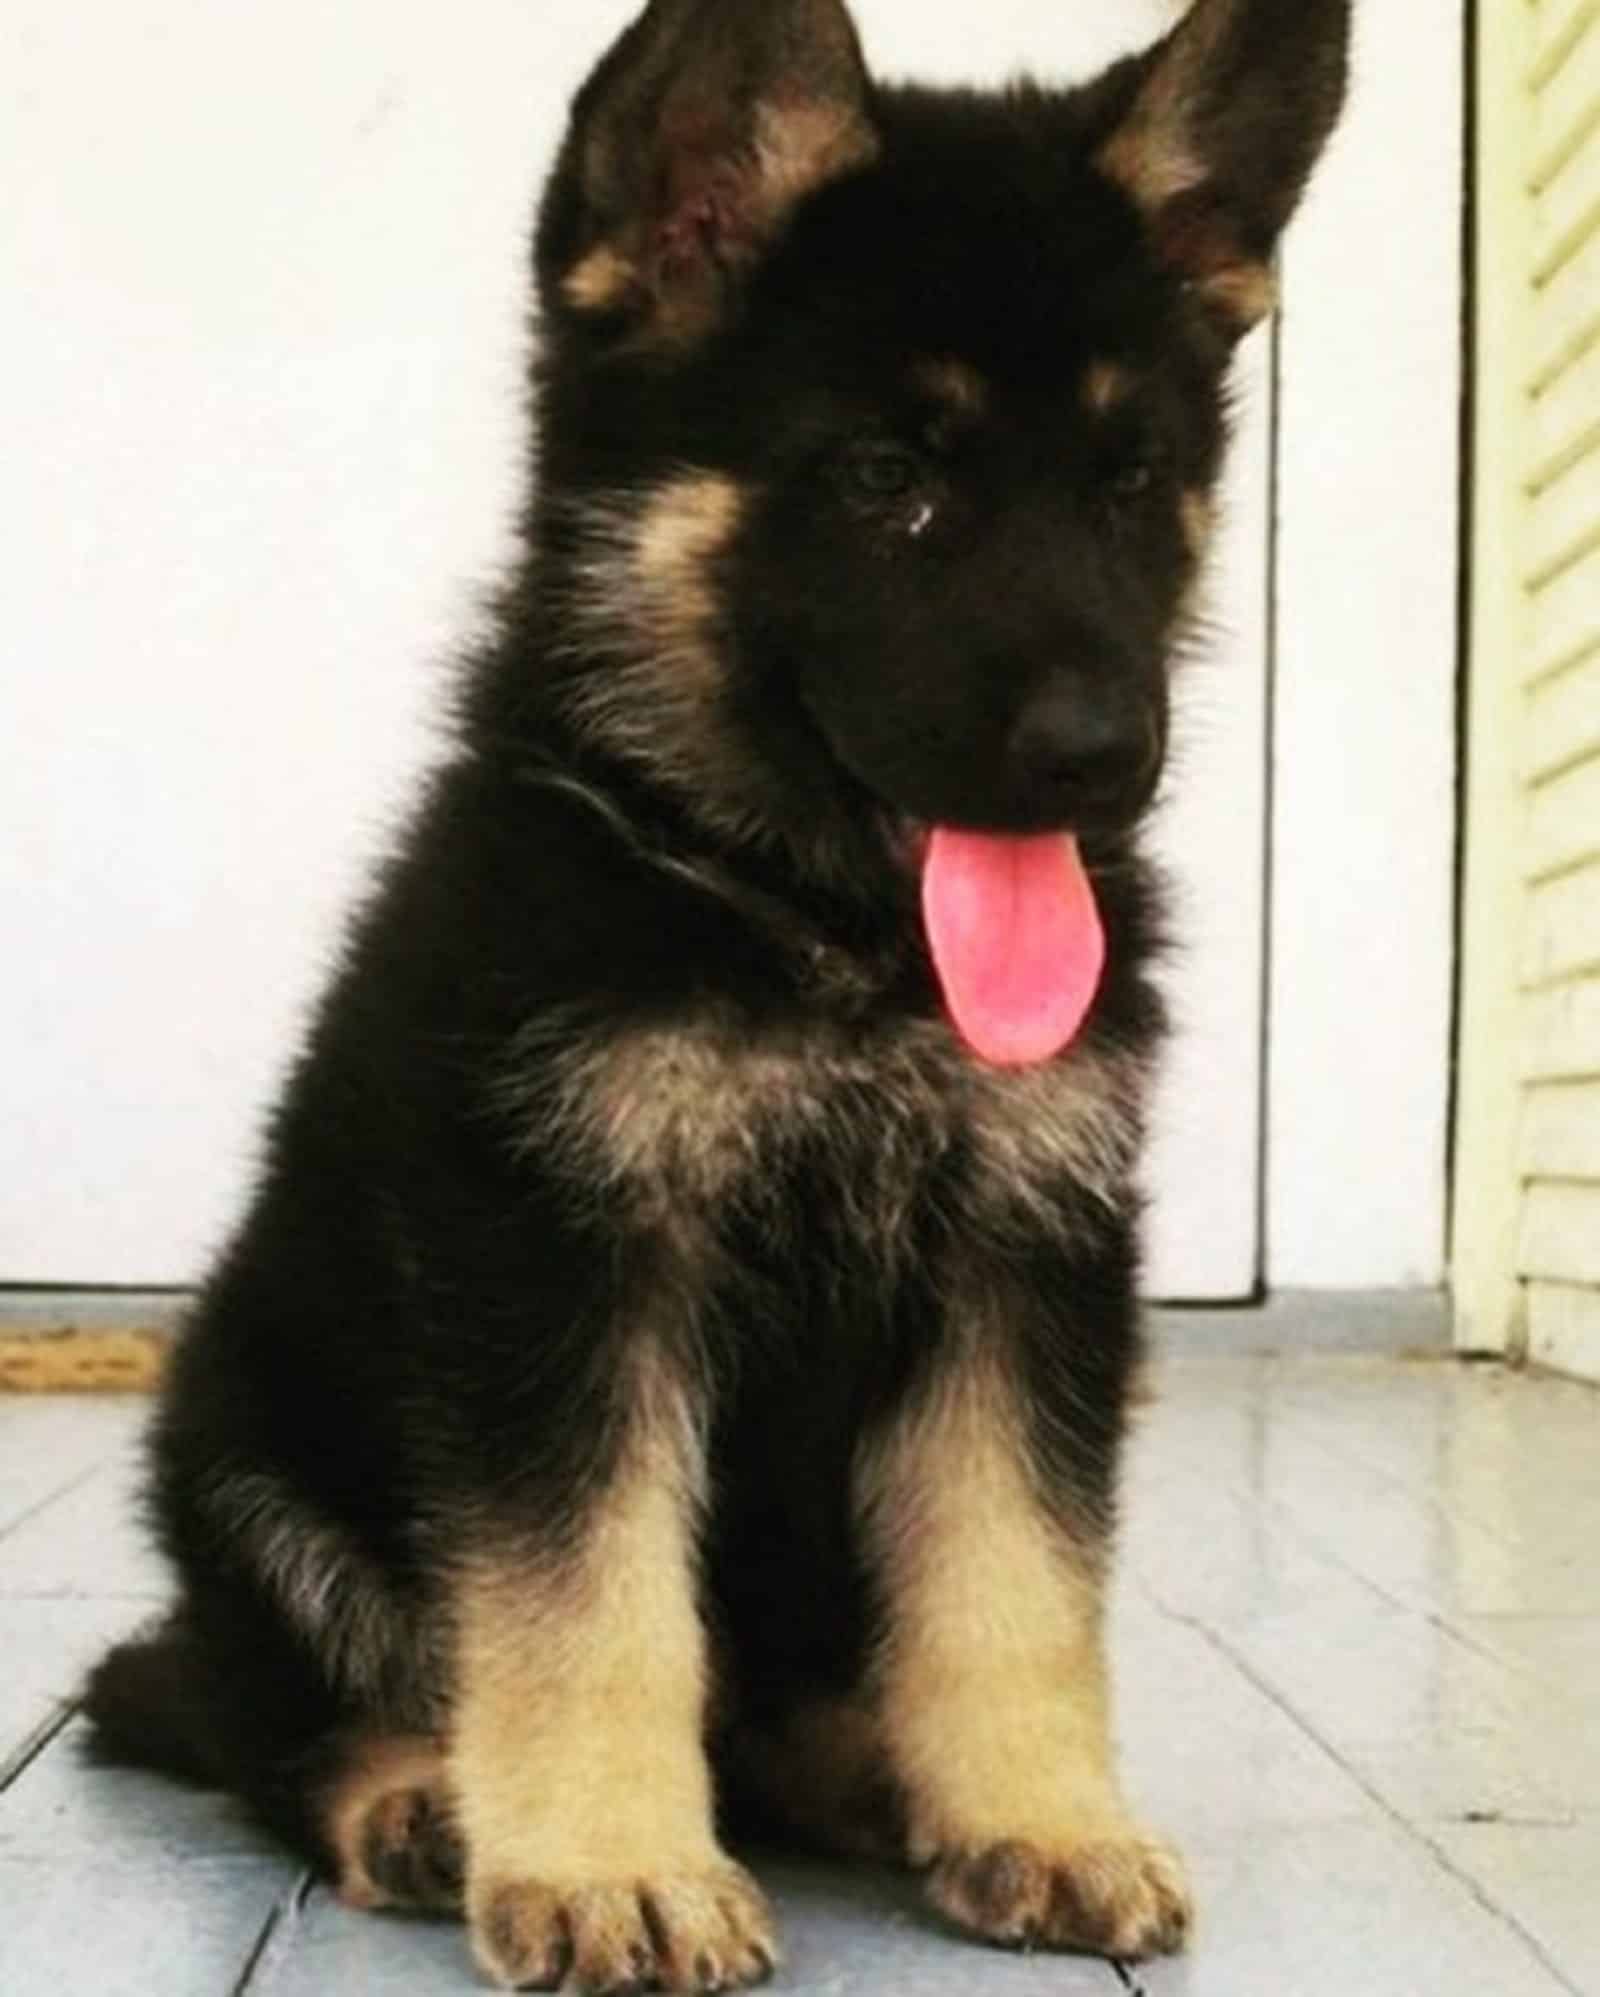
left=451, top=1355, right=776, bottom=1993
left=858, top=1340, right=1190, bottom=1961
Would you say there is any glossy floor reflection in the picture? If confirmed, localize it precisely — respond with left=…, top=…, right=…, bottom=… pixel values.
left=0, top=1349, right=1595, bottom=1994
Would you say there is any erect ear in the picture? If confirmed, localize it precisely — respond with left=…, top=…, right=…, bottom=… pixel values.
left=542, top=0, right=877, bottom=345
left=1097, top=0, right=1351, bottom=337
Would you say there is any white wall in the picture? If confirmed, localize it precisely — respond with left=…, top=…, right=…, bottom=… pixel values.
left=2, top=0, right=1458, bottom=1295
left=3, top=0, right=624, bottom=1282
left=1267, top=0, right=1463, bottom=1289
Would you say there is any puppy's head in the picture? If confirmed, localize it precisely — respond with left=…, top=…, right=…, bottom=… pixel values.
left=531, top=0, right=1349, bottom=1054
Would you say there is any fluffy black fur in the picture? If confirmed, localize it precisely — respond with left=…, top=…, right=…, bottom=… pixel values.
left=88, top=1, right=1349, bottom=1988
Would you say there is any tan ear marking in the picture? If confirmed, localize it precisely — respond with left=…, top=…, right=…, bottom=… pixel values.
left=1095, top=0, right=1345, bottom=339
left=1094, top=0, right=1236, bottom=213
left=1097, top=122, right=1205, bottom=214
left=564, top=0, right=880, bottom=350
left=752, top=97, right=880, bottom=211
left=1194, top=260, right=1278, bottom=332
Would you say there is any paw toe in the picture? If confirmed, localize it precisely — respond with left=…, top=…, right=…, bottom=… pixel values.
left=361, top=1785, right=465, bottom=1912
left=472, top=1863, right=777, bottom=1993
left=926, top=1827, right=1191, bottom=1961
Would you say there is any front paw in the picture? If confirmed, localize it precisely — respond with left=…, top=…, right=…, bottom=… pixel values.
left=470, top=1860, right=778, bottom=1993
left=925, top=1826, right=1191, bottom=1961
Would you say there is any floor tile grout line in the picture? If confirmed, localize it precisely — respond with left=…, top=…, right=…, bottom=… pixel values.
left=1471, top=1609, right=1600, bottom=1622
left=1412, top=1602, right=1593, bottom=1698
left=1135, top=1453, right=1424, bottom=1621
left=1255, top=1498, right=1421, bottom=1616
left=1142, top=1448, right=1596, bottom=1711
left=227, top=1905, right=284, bottom=1997
left=1269, top=1516, right=1600, bottom=1703
left=1269, top=1421, right=1529, bottom=1556
left=0, top=1700, right=80, bottom=1797
left=229, top=1871, right=315, bottom=1996
left=1148, top=1595, right=1586, bottom=1997
left=1248, top=1496, right=1520, bottom=1655
left=0, top=1456, right=116, bottom=1553
left=1216, top=1473, right=1600, bottom=1715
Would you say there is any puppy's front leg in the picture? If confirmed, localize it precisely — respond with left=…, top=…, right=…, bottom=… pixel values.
left=858, top=1320, right=1190, bottom=1962
left=453, top=1352, right=774, bottom=1994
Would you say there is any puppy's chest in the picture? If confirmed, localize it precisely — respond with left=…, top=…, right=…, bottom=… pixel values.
left=526, top=1012, right=1142, bottom=1231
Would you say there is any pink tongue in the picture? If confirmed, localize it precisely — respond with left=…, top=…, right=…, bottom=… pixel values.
left=921, top=828, right=1106, bottom=1068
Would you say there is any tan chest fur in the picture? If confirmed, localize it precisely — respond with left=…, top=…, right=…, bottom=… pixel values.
left=510, top=1011, right=1146, bottom=1240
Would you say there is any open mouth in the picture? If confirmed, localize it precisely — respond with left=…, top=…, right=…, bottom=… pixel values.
left=823, top=723, right=1113, bottom=1071
left=917, top=824, right=1106, bottom=1069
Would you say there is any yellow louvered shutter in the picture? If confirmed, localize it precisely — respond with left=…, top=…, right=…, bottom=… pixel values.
left=1458, top=0, right=1600, bottom=1376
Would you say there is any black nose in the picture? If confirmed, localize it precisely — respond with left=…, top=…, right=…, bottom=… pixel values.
left=1007, top=682, right=1158, bottom=824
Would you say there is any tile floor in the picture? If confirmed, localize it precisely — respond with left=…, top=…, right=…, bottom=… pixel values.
left=1, top=1349, right=1596, bottom=1996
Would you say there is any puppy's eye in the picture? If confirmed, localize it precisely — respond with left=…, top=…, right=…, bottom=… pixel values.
left=850, top=444, right=921, bottom=498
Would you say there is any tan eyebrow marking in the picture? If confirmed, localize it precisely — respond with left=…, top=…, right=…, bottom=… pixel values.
left=1084, top=361, right=1135, bottom=416
left=562, top=243, right=640, bottom=313
left=910, top=357, right=989, bottom=420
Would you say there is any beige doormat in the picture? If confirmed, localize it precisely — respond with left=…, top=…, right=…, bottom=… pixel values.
left=0, top=1295, right=184, bottom=1391
left=0, top=1326, right=171, bottom=1392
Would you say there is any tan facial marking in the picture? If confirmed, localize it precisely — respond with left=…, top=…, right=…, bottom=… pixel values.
left=562, top=242, right=640, bottom=313
left=634, top=473, right=745, bottom=620
left=618, top=470, right=745, bottom=736
left=561, top=472, right=744, bottom=767
left=1084, top=361, right=1134, bottom=417
left=562, top=470, right=850, bottom=856
left=1180, top=489, right=1215, bottom=558
left=911, top=356, right=989, bottom=421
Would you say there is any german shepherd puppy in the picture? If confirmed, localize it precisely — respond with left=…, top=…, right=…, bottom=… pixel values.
left=88, top=1, right=1349, bottom=1987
